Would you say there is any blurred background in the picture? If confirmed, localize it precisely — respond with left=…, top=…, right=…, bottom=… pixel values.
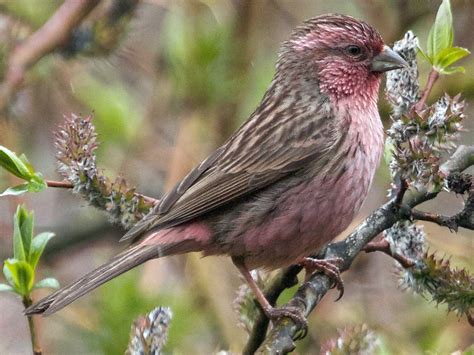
left=0, top=0, right=472, bottom=353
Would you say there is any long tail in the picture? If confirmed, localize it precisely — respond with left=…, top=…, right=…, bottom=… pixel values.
left=25, top=240, right=197, bottom=316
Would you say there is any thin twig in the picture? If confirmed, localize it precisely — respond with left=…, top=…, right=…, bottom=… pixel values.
left=411, top=209, right=458, bottom=231
left=362, top=239, right=415, bottom=268
left=22, top=296, right=41, bottom=355
left=394, top=178, right=408, bottom=207
left=45, top=179, right=160, bottom=205
left=46, top=180, right=73, bottom=188
left=414, top=69, right=439, bottom=112
left=0, top=0, right=100, bottom=111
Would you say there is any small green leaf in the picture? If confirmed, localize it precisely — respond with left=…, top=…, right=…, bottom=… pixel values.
left=3, top=259, right=34, bottom=296
left=13, top=205, right=34, bottom=261
left=434, top=46, right=470, bottom=70
left=18, top=154, right=35, bottom=175
left=417, top=46, right=432, bottom=64
left=34, top=277, right=60, bottom=290
left=27, top=174, right=47, bottom=193
left=29, top=232, right=55, bottom=269
left=0, top=283, right=14, bottom=292
left=0, top=183, right=30, bottom=197
left=3, top=259, right=16, bottom=287
left=439, top=66, right=465, bottom=75
left=427, top=0, right=453, bottom=59
left=0, top=176, right=47, bottom=197
left=0, top=146, right=33, bottom=180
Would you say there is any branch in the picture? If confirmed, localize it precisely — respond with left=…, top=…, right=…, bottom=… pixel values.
left=243, top=266, right=301, bottom=355
left=411, top=186, right=473, bottom=231
left=22, top=296, right=41, bottom=355
left=0, top=0, right=100, bottom=111
left=45, top=179, right=159, bottom=205
left=45, top=180, right=73, bottom=188
left=362, top=238, right=415, bottom=268
left=253, top=144, right=474, bottom=353
left=414, top=69, right=439, bottom=112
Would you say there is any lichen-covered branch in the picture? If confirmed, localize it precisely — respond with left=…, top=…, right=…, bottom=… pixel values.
left=55, top=113, right=157, bottom=229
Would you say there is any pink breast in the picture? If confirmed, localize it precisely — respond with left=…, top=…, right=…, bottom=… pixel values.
left=241, top=106, right=384, bottom=270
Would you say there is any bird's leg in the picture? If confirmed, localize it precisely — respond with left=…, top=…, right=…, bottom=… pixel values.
left=300, top=257, right=345, bottom=300
left=232, top=257, right=307, bottom=332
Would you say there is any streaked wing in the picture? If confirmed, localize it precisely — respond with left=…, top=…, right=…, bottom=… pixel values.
left=122, top=95, right=338, bottom=242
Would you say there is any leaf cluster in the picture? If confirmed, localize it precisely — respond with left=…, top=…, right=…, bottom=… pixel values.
left=0, top=205, right=58, bottom=297
left=419, top=0, right=470, bottom=74
left=0, top=146, right=46, bottom=197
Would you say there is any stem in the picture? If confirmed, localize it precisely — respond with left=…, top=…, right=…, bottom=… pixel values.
left=363, top=239, right=415, bottom=268
left=411, top=209, right=457, bottom=230
left=394, top=178, right=408, bottom=207
left=45, top=179, right=160, bottom=205
left=22, top=296, right=42, bottom=355
left=46, top=179, right=73, bottom=188
left=414, top=69, right=439, bottom=112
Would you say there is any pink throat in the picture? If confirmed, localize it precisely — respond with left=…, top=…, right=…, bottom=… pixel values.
left=317, top=62, right=382, bottom=107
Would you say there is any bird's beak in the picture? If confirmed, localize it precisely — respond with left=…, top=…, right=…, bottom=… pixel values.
left=371, top=45, right=408, bottom=73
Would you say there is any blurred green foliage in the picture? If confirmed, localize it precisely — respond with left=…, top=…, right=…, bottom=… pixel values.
left=0, top=0, right=59, bottom=28
left=162, top=7, right=238, bottom=108
left=75, top=77, right=143, bottom=147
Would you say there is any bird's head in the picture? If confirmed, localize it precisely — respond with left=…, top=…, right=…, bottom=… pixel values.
left=278, top=14, right=407, bottom=103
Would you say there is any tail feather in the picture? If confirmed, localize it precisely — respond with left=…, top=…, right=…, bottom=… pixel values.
left=25, top=241, right=197, bottom=316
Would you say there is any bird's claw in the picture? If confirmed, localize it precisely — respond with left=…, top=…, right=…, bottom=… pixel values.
left=300, top=257, right=344, bottom=301
left=264, top=305, right=308, bottom=339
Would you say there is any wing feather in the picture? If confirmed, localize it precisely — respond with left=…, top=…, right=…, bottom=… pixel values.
left=122, top=98, right=338, bottom=242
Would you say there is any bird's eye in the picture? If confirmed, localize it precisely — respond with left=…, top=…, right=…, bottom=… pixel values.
left=345, top=45, right=362, bottom=57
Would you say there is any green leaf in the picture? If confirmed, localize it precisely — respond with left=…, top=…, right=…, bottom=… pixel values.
left=3, top=259, right=16, bottom=287
left=0, top=176, right=47, bottom=197
left=29, top=232, right=55, bottom=269
left=439, top=66, right=465, bottom=75
left=18, top=154, right=35, bottom=175
left=0, top=183, right=30, bottom=197
left=434, top=46, right=470, bottom=70
left=13, top=205, right=34, bottom=261
left=427, top=0, right=453, bottom=59
left=3, top=259, right=34, bottom=296
left=0, top=146, right=47, bottom=196
left=34, top=277, right=60, bottom=290
left=27, top=173, right=47, bottom=193
left=417, top=46, right=432, bottom=64
left=0, top=283, right=14, bottom=292
left=0, top=146, right=33, bottom=180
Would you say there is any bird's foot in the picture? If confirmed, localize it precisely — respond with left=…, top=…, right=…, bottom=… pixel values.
left=300, top=257, right=344, bottom=300
left=264, top=305, right=308, bottom=339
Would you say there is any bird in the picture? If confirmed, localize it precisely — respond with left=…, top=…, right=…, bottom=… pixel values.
left=26, top=14, right=407, bottom=325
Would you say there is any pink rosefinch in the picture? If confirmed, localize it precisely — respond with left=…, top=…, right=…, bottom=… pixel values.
left=26, top=14, right=406, bottom=324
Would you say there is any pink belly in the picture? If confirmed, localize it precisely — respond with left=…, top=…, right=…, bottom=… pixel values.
left=240, top=150, right=375, bottom=270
